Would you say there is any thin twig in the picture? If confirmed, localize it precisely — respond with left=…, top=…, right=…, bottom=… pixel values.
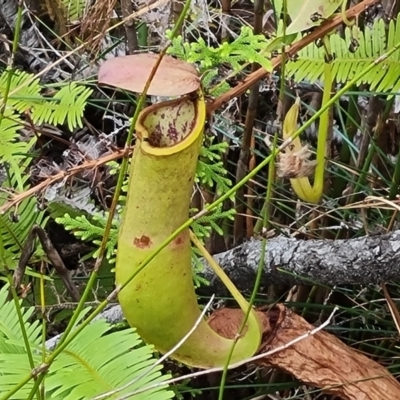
left=0, top=147, right=131, bottom=214
left=92, top=296, right=216, bottom=400
left=115, top=307, right=339, bottom=399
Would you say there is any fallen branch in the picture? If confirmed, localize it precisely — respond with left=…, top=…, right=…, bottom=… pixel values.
left=48, top=229, right=400, bottom=313
left=61, top=228, right=400, bottom=325
left=199, top=230, right=400, bottom=294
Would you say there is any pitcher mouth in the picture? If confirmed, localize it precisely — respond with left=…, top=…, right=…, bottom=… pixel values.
left=137, top=91, right=205, bottom=155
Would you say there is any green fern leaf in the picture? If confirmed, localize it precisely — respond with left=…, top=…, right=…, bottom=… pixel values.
left=56, top=212, right=118, bottom=261
left=0, top=69, right=41, bottom=113
left=0, top=285, right=174, bottom=400
left=191, top=205, right=234, bottom=239
left=285, top=17, right=400, bottom=94
left=32, top=83, right=93, bottom=131
left=0, top=284, right=42, bottom=399
left=0, top=285, right=42, bottom=354
left=0, top=69, right=92, bottom=270
left=0, top=109, right=27, bottom=164
left=46, top=321, right=173, bottom=400
left=0, top=198, right=48, bottom=270
left=167, top=26, right=272, bottom=73
left=62, top=0, right=86, bottom=21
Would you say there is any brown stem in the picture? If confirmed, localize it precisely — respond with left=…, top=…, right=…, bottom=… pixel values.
left=220, top=0, right=231, bottom=42
left=121, top=0, right=139, bottom=53
left=208, top=0, right=380, bottom=114
left=233, top=0, right=264, bottom=245
left=12, top=226, right=80, bottom=302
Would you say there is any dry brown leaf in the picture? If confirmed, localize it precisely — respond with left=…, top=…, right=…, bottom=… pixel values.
left=277, top=144, right=317, bottom=178
left=208, top=305, right=400, bottom=400
left=98, top=53, right=200, bottom=96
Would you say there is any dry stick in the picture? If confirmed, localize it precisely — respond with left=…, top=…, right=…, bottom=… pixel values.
left=121, top=0, right=139, bottom=53
left=0, top=148, right=131, bottom=214
left=208, top=0, right=380, bottom=113
left=33, top=227, right=80, bottom=302
left=245, top=135, right=257, bottom=236
left=80, top=0, right=118, bottom=53
left=233, top=0, right=264, bottom=244
left=346, top=96, right=383, bottom=202
left=11, top=226, right=80, bottom=302
left=220, top=0, right=232, bottom=43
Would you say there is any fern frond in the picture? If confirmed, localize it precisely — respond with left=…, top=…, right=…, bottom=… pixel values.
left=286, top=18, right=400, bottom=93
left=0, top=285, right=42, bottom=354
left=55, top=212, right=118, bottom=261
left=0, top=126, right=47, bottom=268
left=189, top=205, right=235, bottom=288
left=0, top=69, right=41, bottom=113
left=196, top=140, right=232, bottom=194
left=0, top=69, right=92, bottom=272
left=0, top=107, right=39, bottom=191
left=167, top=26, right=272, bottom=72
left=191, top=205, right=235, bottom=239
left=0, top=198, right=48, bottom=270
left=0, top=69, right=92, bottom=131
left=0, top=284, right=42, bottom=399
left=209, top=81, right=231, bottom=97
left=0, top=110, right=26, bottom=163
left=62, top=0, right=86, bottom=21
left=46, top=321, right=174, bottom=400
left=191, top=248, right=210, bottom=288
left=0, top=284, right=174, bottom=400
left=32, top=83, right=93, bottom=131
left=196, top=161, right=232, bottom=193
left=202, top=69, right=231, bottom=95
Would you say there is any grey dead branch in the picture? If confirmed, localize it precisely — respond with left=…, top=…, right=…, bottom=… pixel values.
left=200, top=230, right=400, bottom=295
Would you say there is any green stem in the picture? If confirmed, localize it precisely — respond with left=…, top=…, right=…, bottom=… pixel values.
left=389, top=143, right=400, bottom=200
left=1, top=5, right=41, bottom=400
left=218, top=131, right=279, bottom=398
left=313, top=50, right=333, bottom=198
left=332, top=88, right=359, bottom=198
left=349, top=137, right=376, bottom=204
left=0, top=3, right=23, bottom=126
left=350, top=97, right=393, bottom=204
left=0, top=4, right=24, bottom=191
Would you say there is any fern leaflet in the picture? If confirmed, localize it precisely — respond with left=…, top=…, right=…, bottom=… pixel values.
left=286, top=17, right=400, bottom=93
left=55, top=212, right=118, bottom=261
left=32, top=83, right=93, bottom=131
left=0, top=69, right=41, bottom=113
left=167, top=26, right=272, bottom=72
left=196, top=140, right=232, bottom=194
left=62, top=0, right=86, bottom=20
